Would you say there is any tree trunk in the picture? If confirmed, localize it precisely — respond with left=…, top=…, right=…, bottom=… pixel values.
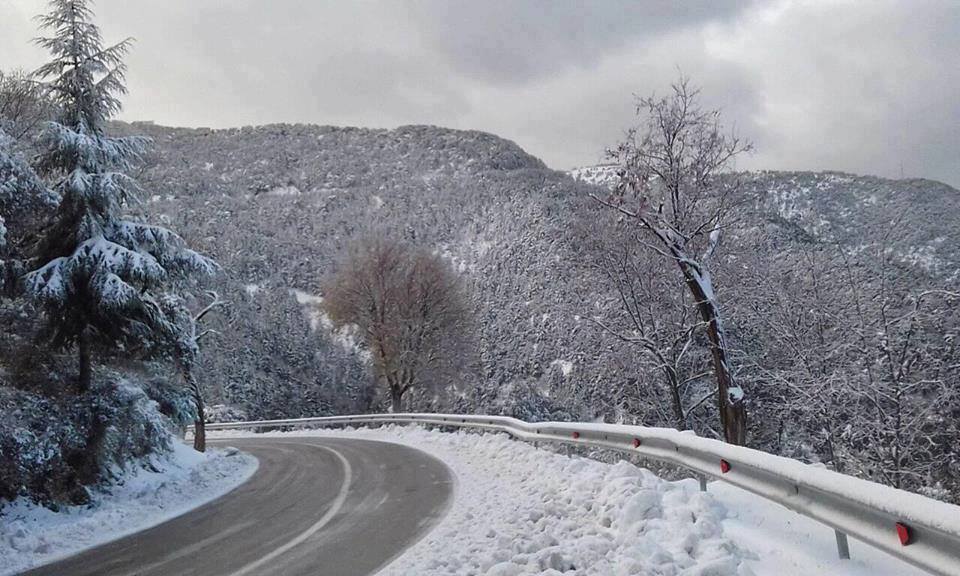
left=77, top=328, right=92, bottom=393
left=679, top=266, right=747, bottom=445
left=663, top=366, right=687, bottom=431
left=193, top=413, right=206, bottom=452
left=704, top=316, right=747, bottom=445
left=76, top=412, right=107, bottom=486
left=390, top=385, right=403, bottom=413
left=185, top=369, right=206, bottom=452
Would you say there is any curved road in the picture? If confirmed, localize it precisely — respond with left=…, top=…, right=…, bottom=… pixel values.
left=22, top=437, right=453, bottom=576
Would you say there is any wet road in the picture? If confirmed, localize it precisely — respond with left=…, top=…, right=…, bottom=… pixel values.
left=22, top=437, right=453, bottom=576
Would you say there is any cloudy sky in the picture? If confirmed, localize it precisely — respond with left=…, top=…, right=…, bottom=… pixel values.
left=1, top=0, right=958, bottom=186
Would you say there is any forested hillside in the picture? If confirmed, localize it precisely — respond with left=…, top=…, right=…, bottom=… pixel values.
left=125, top=121, right=960, bottom=501
left=117, top=121, right=595, bottom=420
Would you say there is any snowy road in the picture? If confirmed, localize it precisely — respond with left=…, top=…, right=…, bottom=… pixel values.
left=20, top=438, right=453, bottom=576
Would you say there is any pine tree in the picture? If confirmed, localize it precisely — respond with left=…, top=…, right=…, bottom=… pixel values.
left=24, top=0, right=214, bottom=392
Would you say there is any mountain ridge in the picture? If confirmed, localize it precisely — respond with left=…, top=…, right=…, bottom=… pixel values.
left=121, top=120, right=958, bottom=435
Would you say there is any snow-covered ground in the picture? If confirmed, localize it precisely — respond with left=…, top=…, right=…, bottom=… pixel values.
left=214, top=425, right=924, bottom=576
left=0, top=441, right=258, bottom=576
left=713, top=480, right=923, bottom=576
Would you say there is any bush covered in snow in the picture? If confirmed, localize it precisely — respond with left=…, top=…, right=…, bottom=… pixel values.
left=0, top=374, right=182, bottom=507
left=204, top=404, right=249, bottom=424
left=0, top=439, right=257, bottom=575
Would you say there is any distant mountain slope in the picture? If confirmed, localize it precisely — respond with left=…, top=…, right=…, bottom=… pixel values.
left=746, top=171, right=960, bottom=281
left=123, top=121, right=960, bottom=434
left=570, top=164, right=960, bottom=282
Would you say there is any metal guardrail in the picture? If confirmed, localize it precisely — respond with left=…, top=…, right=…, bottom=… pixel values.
left=195, top=413, right=960, bottom=576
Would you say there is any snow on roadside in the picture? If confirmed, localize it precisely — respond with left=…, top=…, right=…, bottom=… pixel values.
left=217, top=426, right=746, bottom=575
left=0, top=441, right=258, bottom=576
left=713, top=481, right=923, bottom=576
left=214, top=425, right=925, bottom=576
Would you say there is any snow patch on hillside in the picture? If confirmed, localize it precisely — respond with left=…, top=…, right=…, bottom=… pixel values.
left=568, top=164, right=618, bottom=189
left=0, top=442, right=258, bottom=576
left=551, top=359, right=574, bottom=377
left=290, top=289, right=370, bottom=360
left=291, top=288, right=324, bottom=330
left=437, top=245, right=470, bottom=274
left=267, top=185, right=301, bottom=197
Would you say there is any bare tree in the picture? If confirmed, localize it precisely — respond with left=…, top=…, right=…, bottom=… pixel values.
left=324, top=236, right=471, bottom=412
left=183, top=292, right=226, bottom=452
left=0, top=69, right=54, bottom=143
left=833, top=246, right=960, bottom=493
left=159, top=291, right=226, bottom=452
left=589, top=224, right=711, bottom=432
left=595, top=77, right=752, bottom=444
left=733, top=229, right=960, bottom=500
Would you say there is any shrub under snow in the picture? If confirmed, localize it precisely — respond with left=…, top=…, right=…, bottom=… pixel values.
left=0, top=441, right=257, bottom=575
left=0, top=374, right=189, bottom=507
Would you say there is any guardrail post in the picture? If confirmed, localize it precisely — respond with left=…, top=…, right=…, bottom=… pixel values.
left=835, top=530, right=850, bottom=560
left=699, top=475, right=708, bottom=492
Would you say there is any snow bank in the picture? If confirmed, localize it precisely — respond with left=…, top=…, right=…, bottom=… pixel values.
left=383, top=434, right=741, bottom=576
left=714, top=481, right=923, bottom=576
left=0, top=441, right=257, bottom=576
left=218, top=426, right=745, bottom=575
left=213, top=425, right=924, bottom=576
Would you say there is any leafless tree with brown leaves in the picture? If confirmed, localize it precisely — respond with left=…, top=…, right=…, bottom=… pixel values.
left=594, top=77, right=752, bottom=445
left=324, top=236, right=472, bottom=412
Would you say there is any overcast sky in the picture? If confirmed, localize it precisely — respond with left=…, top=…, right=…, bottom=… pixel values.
left=1, top=0, right=958, bottom=187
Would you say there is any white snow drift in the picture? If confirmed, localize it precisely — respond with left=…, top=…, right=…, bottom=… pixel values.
left=0, top=442, right=257, bottom=576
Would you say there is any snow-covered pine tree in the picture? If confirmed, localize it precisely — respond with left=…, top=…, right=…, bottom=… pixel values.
left=24, top=0, right=214, bottom=392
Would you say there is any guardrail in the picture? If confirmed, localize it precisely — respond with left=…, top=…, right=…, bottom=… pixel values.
left=194, top=413, right=960, bottom=576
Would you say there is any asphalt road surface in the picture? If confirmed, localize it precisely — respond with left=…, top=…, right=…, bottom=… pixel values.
left=22, top=437, right=454, bottom=576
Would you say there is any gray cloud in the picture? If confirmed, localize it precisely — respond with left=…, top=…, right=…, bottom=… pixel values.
left=403, top=0, right=747, bottom=84
left=1, top=0, right=957, bottom=187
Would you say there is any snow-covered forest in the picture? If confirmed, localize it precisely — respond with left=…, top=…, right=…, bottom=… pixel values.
left=2, top=0, right=959, bottom=517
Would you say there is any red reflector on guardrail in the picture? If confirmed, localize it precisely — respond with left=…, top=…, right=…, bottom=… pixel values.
left=572, top=431, right=580, bottom=439
left=896, top=522, right=911, bottom=546
left=633, top=438, right=641, bottom=448
left=720, top=459, right=731, bottom=474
